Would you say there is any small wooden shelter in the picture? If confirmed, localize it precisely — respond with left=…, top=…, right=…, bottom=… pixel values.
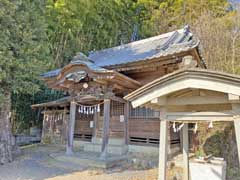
left=124, top=68, right=240, bottom=180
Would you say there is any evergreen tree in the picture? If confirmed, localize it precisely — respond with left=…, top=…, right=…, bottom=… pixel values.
left=0, top=0, right=49, bottom=163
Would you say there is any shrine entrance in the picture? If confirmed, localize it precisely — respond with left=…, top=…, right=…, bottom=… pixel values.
left=125, top=68, right=240, bottom=180
left=42, top=53, right=141, bottom=158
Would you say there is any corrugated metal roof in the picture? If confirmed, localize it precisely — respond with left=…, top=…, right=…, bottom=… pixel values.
left=42, top=26, right=200, bottom=78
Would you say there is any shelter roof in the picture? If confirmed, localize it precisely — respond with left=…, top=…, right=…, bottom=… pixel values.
left=124, top=68, right=240, bottom=108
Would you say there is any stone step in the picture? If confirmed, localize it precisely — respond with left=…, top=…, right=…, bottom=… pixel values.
left=50, top=151, right=129, bottom=169
left=84, top=142, right=128, bottom=155
left=91, top=137, right=125, bottom=145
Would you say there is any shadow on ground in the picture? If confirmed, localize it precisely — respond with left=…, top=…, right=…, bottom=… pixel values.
left=0, top=144, right=158, bottom=180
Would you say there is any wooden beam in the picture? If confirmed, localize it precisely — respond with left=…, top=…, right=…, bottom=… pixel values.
left=167, top=104, right=232, bottom=113
left=158, top=109, right=168, bottom=180
left=166, top=111, right=234, bottom=122
left=43, top=110, right=69, bottom=114
left=229, top=94, right=240, bottom=103
left=100, top=99, right=111, bottom=159
left=66, top=101, right=76, bottom=155
left=151, top=95, right=232, bottom=107
left=110, top=95, right=126, bottom=104
left=183, top=123, right=189, bottom=180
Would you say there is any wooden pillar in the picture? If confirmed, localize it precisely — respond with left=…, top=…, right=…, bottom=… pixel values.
left=124, top=102, right=129, bottom=145
left=100, top=99, right=111, bottom=159
left=62, top=106, right=67, bottom=143
left=232, top=104, right=240, bottom=167
left=66, top=101, right=76, bottom=155
left=168, top=125, right=171, bottom=157
left=234, top=119, right=240, bottom=167
left=180, top=128, right=183, bottom=153
left=158, top=110, right=168, bottom=180
left=93, top=112, right=98, bottom=139
left=41, top=109, right=47, bottom=143
left=49, top=113, right=54, bottom=137
left=183, top=123, right=189, bottom=180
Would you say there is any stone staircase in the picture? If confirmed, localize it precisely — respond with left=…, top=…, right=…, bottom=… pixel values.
left=83, top=138, right=128, bottom=155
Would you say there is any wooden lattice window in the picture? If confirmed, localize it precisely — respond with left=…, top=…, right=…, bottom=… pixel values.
left=130, top=105, right=160, bottom=118
left=100, top=101, right=124, bottom=116
left=111, top=101, right=124, bottom=116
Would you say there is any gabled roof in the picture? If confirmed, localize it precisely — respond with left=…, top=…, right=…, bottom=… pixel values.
left=89, top=25, right=199, bottom=67
left=42, top=53, right=107, bottom=78
left=43, top=53, right=141, bottom=91
left=42, top=26, right=203, bottom=79
left=124, top=68, right=240, bottom=108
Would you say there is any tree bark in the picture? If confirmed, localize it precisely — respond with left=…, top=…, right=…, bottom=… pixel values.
left=0, top=92, right=14, bottom=164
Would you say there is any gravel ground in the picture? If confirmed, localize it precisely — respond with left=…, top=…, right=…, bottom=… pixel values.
left=0, top=144, right=158, bottom=180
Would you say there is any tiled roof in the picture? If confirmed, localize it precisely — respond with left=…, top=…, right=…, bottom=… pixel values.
left=89, top=25, right=198, bottom=67
left=42, top=26, right=201, bottom=78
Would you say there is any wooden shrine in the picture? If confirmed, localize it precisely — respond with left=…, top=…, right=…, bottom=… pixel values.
left=32, top=26, right=209, bottom=161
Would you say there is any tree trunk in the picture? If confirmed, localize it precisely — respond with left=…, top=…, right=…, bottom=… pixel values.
left=0, top=92, right=14, bottom=164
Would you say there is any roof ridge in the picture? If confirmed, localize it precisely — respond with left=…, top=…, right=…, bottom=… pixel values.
left=158, top=31, right=180, bottom=51
left=88, top=28, right=186, bottom=57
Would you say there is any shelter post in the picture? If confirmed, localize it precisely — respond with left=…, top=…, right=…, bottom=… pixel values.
left=158, top=109, right=168, bottom=180
left=234, top=119, right=240, bottom=167
left=183, top=123, right=189, bottom=180
left=66, top=101, right=76, bottom=155
left=100, top=98, right=111, bottom=159
left=232, top=103, right=240, bottom=167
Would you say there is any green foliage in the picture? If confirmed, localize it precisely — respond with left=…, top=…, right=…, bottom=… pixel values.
left=46, top=0, right=137, bottom=67
left=135, top=0, right=230, bottom=37
left=1, top=0, right=240, bottom=138
left=0, top=0, right=53, bottom=133
left=11, top=86, right=64, bottom=133
left=0, top=0, right=50, bottom=97
left=203, top=131, right=224, bottom=157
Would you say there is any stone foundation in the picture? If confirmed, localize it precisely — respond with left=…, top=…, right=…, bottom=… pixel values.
left=83, top=138, right=128, bottom=155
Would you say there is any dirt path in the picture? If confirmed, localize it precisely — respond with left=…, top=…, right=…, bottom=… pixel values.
left=0, top=144, right=157, bottom=180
